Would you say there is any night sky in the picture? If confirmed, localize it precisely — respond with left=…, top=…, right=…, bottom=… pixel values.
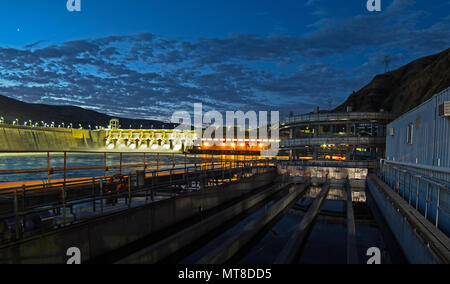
left=0, top=0, right=449, bottom=121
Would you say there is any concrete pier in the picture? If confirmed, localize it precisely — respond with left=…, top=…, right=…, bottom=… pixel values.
left=118, top=177, right=292, bottom=264
left=197, top=181, right=311, bottom=264
left=275, top=182, right=330, bottom=264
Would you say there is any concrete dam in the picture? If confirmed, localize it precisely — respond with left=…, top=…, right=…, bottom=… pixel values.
left=0, top=125, right=106, bottom=152
left=0, top=124, right=197, bottom=152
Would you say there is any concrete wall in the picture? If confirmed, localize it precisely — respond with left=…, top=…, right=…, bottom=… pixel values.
left=0, top=169, right=276, bottom=264
left=277, top=165, right=368, bottom=180
left=0, top=125, right=105, bottom=151
left=278, top=165, right=368, bottom=189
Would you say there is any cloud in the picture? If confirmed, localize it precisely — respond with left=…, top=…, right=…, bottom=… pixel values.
left=0, top=0, right=448, bottom=120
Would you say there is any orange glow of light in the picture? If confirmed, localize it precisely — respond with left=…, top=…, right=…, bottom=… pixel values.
left=333, top=156, right=346, bottom=161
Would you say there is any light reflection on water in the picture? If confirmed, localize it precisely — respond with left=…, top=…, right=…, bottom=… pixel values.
left=239, top=187, right=397, bottom=264
left=0, top=153, right=197, bottom=182
left=181, top=200, right=276, bottom=264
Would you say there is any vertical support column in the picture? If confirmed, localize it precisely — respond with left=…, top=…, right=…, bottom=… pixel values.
left=172, top=153, right=175, bottom=170
left=144, top=152, right=147, bottom=171
left=120, top=153, right=123, bottom=175
left=61, top=185, right=66, bottom=226
left=289, top=128, right=294, bottom=161
left=194, top=154, right=198, bottom=188
left=414, top=178, right=419, bottom=210
left=425, top=183, right=430, bottom=220
left=313, top=148, right=318, bottom=161
left=128, top=176, right=132, bottom=209
left=21, top=185, right=26, bottom=212
left=100, top=180, right=104, bottom=213
left=151, top=171, right=155, bottom=202
left=184, top=153, right=187, bottom=179
left=63, top=151, right=67, bottom=186
left=222, top=156, right=225, bottom=184
left=346, top=183, right=359, bottom=264
left=47, top=152, right=51, bottom=183
left=157, top=153, right=160, bottom=172
left=408, top=174, right=413, bottom=205
left=92, top=177, right=96, bottom=212
left=13, top=188, right=20, bottom=240
left=104, top=153, right=107, bottom=177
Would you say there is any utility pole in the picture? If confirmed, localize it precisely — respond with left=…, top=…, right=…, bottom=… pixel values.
left=383, top=55, right=391, bottom=73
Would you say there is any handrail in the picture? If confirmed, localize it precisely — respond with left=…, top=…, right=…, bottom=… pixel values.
left=0, top=160, right=258, bottom=192
left=280, top=160, right=377, bottom=167
left=0, top=150, right=266, bottom=191
left=383, top=164, right=449, bottom=193
left=281, top=112, right=395, bottom=125
left=382, top=159, right=450, bottom=175
left=0, top=159, right=275, bottom=244
left=0, top=160, right=223, bottom=176
left=380, top=161, right=450, bottom=233
left=0, top=162, right=257, bottom=214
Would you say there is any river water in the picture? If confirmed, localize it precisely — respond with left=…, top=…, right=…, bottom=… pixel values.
left=0, top=153, right=200, bottom=183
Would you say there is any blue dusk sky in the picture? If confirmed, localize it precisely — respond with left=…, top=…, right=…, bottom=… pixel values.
left=0, top=0, right=449, bottom=121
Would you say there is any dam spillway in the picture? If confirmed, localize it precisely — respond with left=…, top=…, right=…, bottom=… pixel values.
left=0, top=124, right=197, bottom=153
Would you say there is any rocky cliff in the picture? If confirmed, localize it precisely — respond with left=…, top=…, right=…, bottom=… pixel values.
left=334, top=48, right=450, bottom=116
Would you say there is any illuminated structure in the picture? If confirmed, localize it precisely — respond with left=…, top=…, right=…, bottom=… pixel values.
left=194, top=126, right=280, bottom=155
left=105, top=119, right=196, bottom=152
left=281, top=108, right=395, bottom=161
left=197, top=138, right=277, bottom=154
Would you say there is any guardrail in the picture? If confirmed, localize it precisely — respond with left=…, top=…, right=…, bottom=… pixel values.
left=281, top=137, right=386, bottom=147
left=279, top=160, right=378, bottom=169
left=281, top=112, right=395, bottom=126
left=0, top=150, right=276, bottom=244
left=380, top=160, right=450, bottom=236
left=0, top=150, right=266, bottom=186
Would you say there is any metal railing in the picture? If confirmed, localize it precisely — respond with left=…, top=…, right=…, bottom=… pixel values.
left=379, top=160, right=450, bottom=236
left=0, top=150, right=269, bottom=185
left=0, top=150, right=276, bottom=244
left=281, top=112, right=395, bottom=126
left=281, top=137, right=386, bottom=147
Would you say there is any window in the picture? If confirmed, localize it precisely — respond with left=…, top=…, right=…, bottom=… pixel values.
left=407, top=123, right=414, bottom=145
left=389, top=128, right=395, bottom=136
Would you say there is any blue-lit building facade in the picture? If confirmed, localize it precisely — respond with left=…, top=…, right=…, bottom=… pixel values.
left=382, top=87, right=450, bottom=236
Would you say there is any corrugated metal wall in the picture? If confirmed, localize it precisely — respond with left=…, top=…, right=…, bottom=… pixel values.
left=386, top=87, right=450, bottom=168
